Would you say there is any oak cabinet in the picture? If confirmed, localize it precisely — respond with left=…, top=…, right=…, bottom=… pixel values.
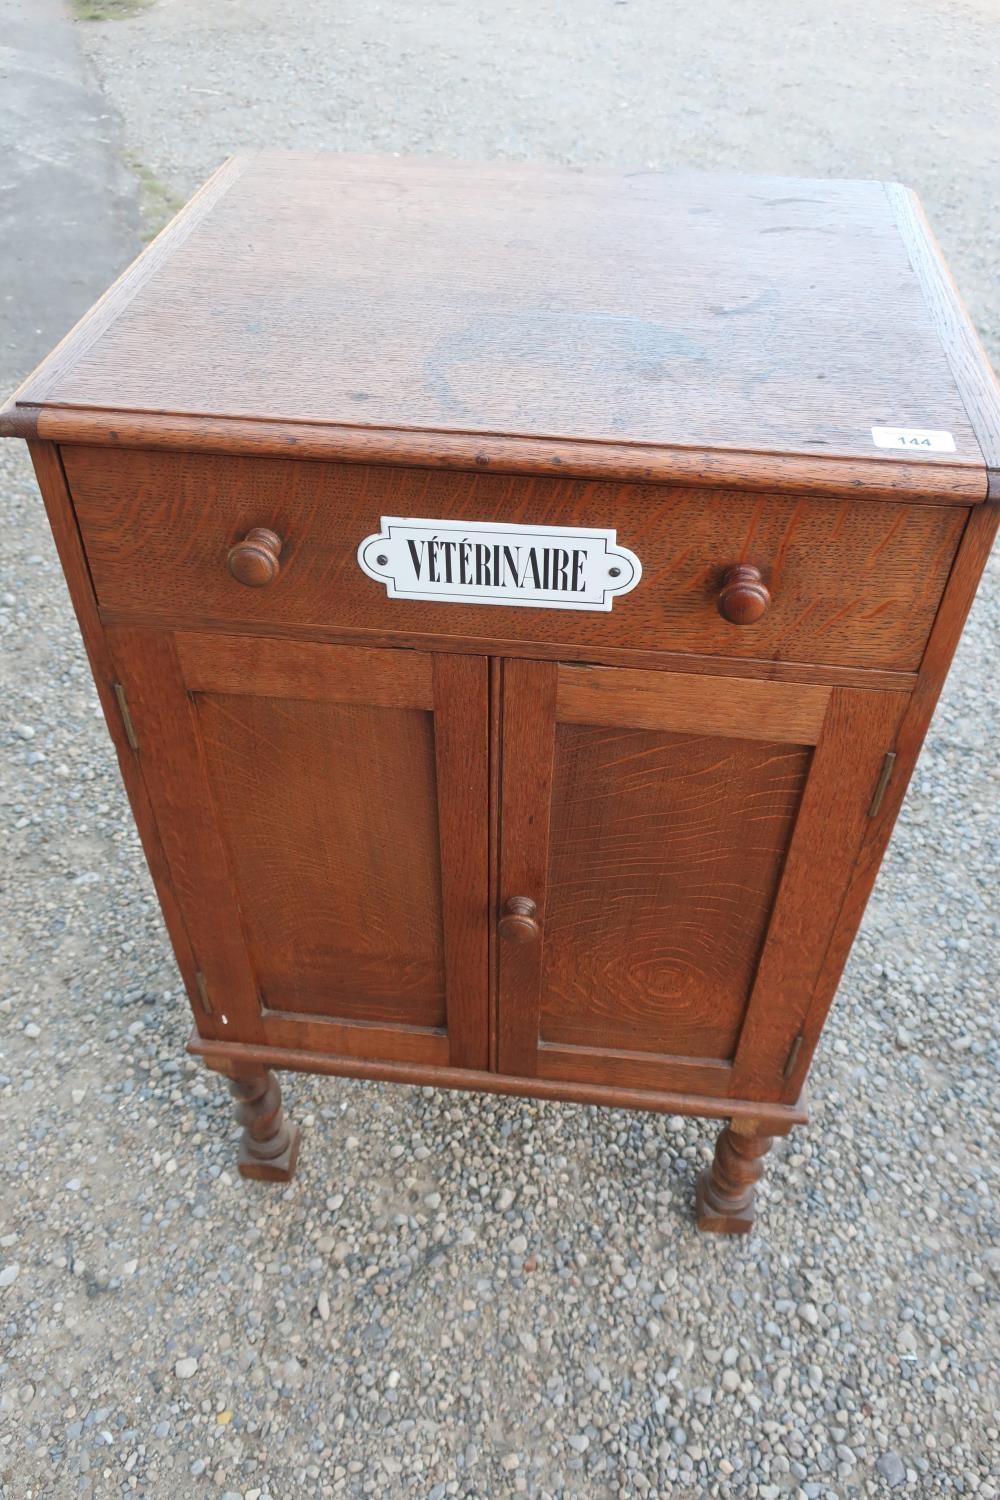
left=4, top=153, right=998, bottom=1232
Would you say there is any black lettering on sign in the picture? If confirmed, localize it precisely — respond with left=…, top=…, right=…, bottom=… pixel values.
left=409, top=542, right=603, bottom=592
left=406, top=538, right=426, bottom=579
left=365, top=520, right=641, bottom=609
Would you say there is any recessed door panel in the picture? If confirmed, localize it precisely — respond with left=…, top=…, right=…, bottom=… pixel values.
left=108, top=629, right=490, bottom=1069
left=196, top=693, right=446, bottom=1026
left=541, top=724, right=811, bottom=1058
left=498, top=660, right=907, bottom=1100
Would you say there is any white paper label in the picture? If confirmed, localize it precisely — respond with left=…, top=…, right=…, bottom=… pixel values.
left=357, top=517, right=642, bottom=611
left=871, top=427, right=956, bottom=453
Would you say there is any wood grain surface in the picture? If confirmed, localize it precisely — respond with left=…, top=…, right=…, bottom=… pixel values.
left=556, top=664, right=831, bottom=743
left=107, top=626, right=269, bottom=1044
left=25, top=443, right=219, bottom=1042
left=106, top=626, right=489, bottom=1066
left=4, top=154, right=995, bottom=500
left=780, top=499, right=1000, bottom=1102
left=496, top=660, right=809, bottom=1086
left=729, top=684, right=909, bottom=1100
left=196, top=693, right=446, bottom=1026
left=25, top=406, right=983, bottom=501
left=539, top=721, right=811, bottom=1059
left=174, top=632, right=435, bottom=707
left=496, top=658, right=557, bottom=1078
left=431, top=653, right=491, bottom=1070
left=65, top=446, right=966, bottom=671
left=191, top=1032, right=808, bottom=1134
left=497, top=658, right=911, bottom=1098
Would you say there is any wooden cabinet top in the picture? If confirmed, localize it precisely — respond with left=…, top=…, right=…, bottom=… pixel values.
left=4, top=152, right=999, bottom=502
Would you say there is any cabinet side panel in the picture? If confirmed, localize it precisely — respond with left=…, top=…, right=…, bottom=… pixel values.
left=781, top=499, right=1000, bottom=1100
left=27, top=442, right=213, bottom=1037
left=106, top=626, right=267, bottom=1042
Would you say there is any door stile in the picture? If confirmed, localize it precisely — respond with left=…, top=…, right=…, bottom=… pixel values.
left=728, top=685, right=910, bottom=1101
left=432, top=654, right=491, bottom=1070
left=496, top=658, right=558, bottom=1077
left=487, top=656, right=503, bottom=1072
left=107, top=626, right=266, bottom=1043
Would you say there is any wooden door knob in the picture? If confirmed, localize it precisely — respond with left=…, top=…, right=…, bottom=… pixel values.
left=498, top=896, right=540, bottom=943
left=717, top=563, right=770, bottom=624
left=228, top=527, right=283, bottom=587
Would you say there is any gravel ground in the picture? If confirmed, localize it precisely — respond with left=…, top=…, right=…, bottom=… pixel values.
left=2, top=1, right=999, bottom=1497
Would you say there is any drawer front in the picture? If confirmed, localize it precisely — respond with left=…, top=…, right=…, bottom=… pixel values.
left=64, top=446, right=964, bottom=671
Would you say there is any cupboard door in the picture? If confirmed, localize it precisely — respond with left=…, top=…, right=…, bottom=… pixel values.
left=497, top=660, right=907, bottom=1101
left=108, top=629, right=489, bottom=1069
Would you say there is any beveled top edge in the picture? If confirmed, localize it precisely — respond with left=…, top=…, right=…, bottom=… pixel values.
left=885, top=183, right=1000, bottom=503
left=12, top=401, right=987, bottom=504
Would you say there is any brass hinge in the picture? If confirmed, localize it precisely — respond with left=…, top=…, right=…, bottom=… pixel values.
left=867, top=750, right=896, bottom=818
left=112, top=682, right=139, bottom=752
left=194, top=971, right=214, bottom=1015
left=782, top=1033, right=803, bottom=1080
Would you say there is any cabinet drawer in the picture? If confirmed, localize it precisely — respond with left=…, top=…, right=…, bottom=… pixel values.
left=65, top=445, right=965, bottom=672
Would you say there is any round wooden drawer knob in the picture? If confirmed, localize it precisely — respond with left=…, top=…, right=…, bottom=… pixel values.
left=498, top=896, right=540, bottom=943
left=227, top=527, right=283, bottom=587
left=717, top=563, right=770, bottom=625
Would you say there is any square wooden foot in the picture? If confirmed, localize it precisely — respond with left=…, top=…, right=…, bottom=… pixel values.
left=238, top=1122, right=301, bottom=1182
left=695, top=1166, right=756, bottom=1234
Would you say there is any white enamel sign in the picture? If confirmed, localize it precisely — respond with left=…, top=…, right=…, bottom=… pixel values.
left=357, top=517, right=642, bottom=611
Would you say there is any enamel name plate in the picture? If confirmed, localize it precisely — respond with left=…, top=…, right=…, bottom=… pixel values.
left=357, top=517, right=642, bottom=611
